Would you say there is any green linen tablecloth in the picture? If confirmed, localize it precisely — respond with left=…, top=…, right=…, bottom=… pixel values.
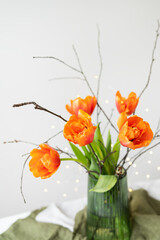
left=1, top=189, right=160, bottom=240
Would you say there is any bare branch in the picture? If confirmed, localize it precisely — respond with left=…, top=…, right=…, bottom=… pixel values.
left=3, top=139, right=38, bottom=146
left=55, top=146, right=75, bottom=158
left=139, top=20, right=160, bottom=99
left=72, top=45, right=94, bottom=96
left=22, top=153, right=30, bottom=157
left=48, top=76, right=85, bottom=81
left=96, top=25, right=103, bottom=123
left=44, top=130, right=63, bottom=143
left=97, top=103, right=118, bottom=133
left=20, top=155, right=30, bottom=203
left=117, top=148, right=130, bottom=168
left=72, top=45, right=118, bottom=133
left=13, top=101, right=67, bottom=122
left=126, top=142, right=160, bottom=171
left=102, top=108, right=114, bottom=135
left=101, top=151, right=116, bottom=164
left=33, top=56, right=81, bottom=73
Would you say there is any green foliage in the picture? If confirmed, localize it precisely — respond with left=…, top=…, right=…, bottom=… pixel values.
left=69, top=142, right=89, bottom=168
left=106, top=130, right=111, bottom=153
left=89, top=175, right=117, bottom=193
left=103, top=134, right=120, bottom=175
left=88, top=141, right=104, bottom=160
left=111, top=137, right=120, bottom=166
left=94, top=123, right=106, bottom=157
left=81, top=146, right=91, bottom=160
left=89, top=156, right=100, bottom=178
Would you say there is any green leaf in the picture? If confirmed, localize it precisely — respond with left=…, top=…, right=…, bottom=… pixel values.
left=111, top=137, right=120, bottom=166
left=106, top=130, right=111, bottom=153
left=69, top=142, right=89, bottom=168
left=89, top=175, right=117, bottom=193
left=94, top=123, right=104, bottom=145
left=81, top=146, right=91, bottom=160
left=94, top=124, right=106, bottom=157
left=89, top=157, right=100, bottom=178
left=89, top=141, right=104, bottom=160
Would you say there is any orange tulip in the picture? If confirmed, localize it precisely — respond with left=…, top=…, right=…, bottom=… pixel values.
left=116, top=91, right=139, bottom=115
left=66, top=96, right=97, bottom=116
left=29, top=144, right=60, bottom=179
left=117, top=112, right=153, bottom=150
left=63, top=109, right=97, bottom=146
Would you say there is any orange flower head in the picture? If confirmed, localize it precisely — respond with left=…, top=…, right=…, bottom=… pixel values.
left=66, top=96, right=97, bottom=116
left=29, top=144, right=60, bottom=179
left=63, top=109, right=97, bottom=146
left=116, top=91, right=139, bottom=115
left=117, top=112, right=153, bottom=150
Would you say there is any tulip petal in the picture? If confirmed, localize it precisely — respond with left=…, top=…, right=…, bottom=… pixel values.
left=116, top=91, right=139, bottom=115
left=78, top=126, right=97, bottom=146
left=63, top=109, right=96, bottom=146
left=117, top=112, right=127, bottom=130
left=65, top=104, right=75, bottom=115
left=66, top=96, right=97, bottom=116
left=29, top=144, right=60, bottom=179
left=118, top=114, right=153, bottom=150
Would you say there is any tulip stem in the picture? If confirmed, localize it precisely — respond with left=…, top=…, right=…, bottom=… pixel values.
left=13, top=101, right=67, bottom=122
left=139, top=20, right=160, bottom=100
left=61, top=158, right=89, bottom=170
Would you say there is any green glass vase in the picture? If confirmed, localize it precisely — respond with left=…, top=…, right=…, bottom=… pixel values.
left=86, top=174, right=131, bottom=240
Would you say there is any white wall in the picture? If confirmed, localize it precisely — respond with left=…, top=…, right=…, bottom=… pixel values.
left=1, top=0, right=160, bottom=217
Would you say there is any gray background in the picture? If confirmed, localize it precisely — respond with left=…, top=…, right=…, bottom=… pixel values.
left=1, top=0, right=160, bottom=218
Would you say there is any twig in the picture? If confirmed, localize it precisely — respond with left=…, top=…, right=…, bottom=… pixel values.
left=13, top=101, right=67, bottom=122
left=22, top=153, right=30, bottom=157
left=86, top=170, right=100, bottom=176
left=121, top=148, right=130, bottom=168
left=139, top=20, right=160, bottom=99
left=101, top=151, right=117, bottom=171
left=127, top=120, right=160, bottom=163
left=55, top=146, right=75, bottom=158
left=44, top=130, right=63, bottom=143
left=153, top=119, right=160, bottom=139
left=72, top=45, right=118, bottom=133
left=97, top=103, right=118, bottom=133
left=89, top=144, right=99, bottom=163
left=33, top=56, right=81, bottom=73
left=102, top=108, right=114, bottom=135
left=20, top=155, right=30, bottom=203
left=96, top=25, right=103, bottom=123
left=126, top=142, right=160, bottom=171
left=48, top=76, right=85, bottom=81
left=117, top=148, right=130, bottom=168
left=3, top=139, right=38, bottom=146
left=72, top=45, right=94, bottom=96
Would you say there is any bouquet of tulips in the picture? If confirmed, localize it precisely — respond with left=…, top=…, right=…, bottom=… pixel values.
left=13, top=91, right=155, bottom=197
left=9, top=23, right=160, bottom=201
